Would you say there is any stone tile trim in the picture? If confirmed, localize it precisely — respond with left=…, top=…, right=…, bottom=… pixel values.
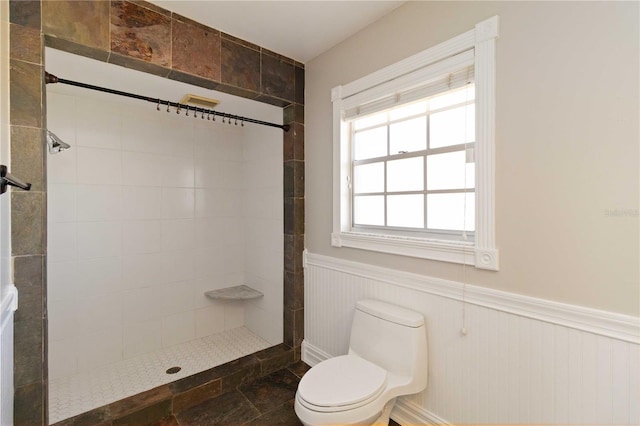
left=50, top=343, right=296, bottom=426
left=37, top=0, right=301, bottom=106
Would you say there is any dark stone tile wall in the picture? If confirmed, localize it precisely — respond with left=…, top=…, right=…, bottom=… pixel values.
left=110, top=0, right=171, bottom=66
left=42, top=0, right=110, bottom=51
left=221, top=37, right=261, bottom=95
left=171, top=15, right=221, bottom=82
left=9, top=0, right=304, bottom=423
left=9, top=2, right=47, bottom=425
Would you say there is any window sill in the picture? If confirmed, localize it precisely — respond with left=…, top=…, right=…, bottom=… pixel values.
left=331, top=231, right=498, bottom=270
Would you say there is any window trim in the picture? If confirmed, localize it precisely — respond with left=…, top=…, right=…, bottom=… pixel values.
left=331, top=16, right=499, bottom=270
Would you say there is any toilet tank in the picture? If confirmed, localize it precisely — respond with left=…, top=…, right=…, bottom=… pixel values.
left=348, top=300, right=427, bottom=391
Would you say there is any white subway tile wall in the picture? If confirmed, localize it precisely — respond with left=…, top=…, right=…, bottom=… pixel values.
left=46, top=89, right=283, bottom=380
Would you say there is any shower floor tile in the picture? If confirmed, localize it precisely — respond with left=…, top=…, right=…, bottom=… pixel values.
left=48, top=327, right=271, bottom=424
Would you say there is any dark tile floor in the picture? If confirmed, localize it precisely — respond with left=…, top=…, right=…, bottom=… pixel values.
left=162, top=362, right=307, bottom=426
left=153, top=361, right=402, bottom=426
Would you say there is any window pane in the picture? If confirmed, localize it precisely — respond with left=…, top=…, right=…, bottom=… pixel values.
left=354, top=112, right=387, bottom=130
left=427, top=151, right=475, bottom=190
left=429, top=85, right=475, bottom=111
left=429, top=104, right=475, bottom=148
left=353, top=162, right=384, bottom=194
left=389, top=117, right=427, bottom=154
left=354, top=196, right=384, bottom=226
left=387, top=157, right=423, bottom=192
left=389, top=101, right=427, bottom=121
left=427, top=193, right=475, bottom=231
left=387, top=194, right=424, bottom=228
left=354, top=126, right=387, bottom=160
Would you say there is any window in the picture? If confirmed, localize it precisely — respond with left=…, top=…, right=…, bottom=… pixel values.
left=351, top=85, right=476, bottom=238
left=332, top=16, right=499, bottom=270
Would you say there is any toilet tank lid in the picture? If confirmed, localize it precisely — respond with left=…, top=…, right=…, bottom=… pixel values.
left=356, top=300, right=424, bottom=327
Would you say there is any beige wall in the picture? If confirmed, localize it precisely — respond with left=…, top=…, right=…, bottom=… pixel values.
left=305, top=1, right=639, bottom=316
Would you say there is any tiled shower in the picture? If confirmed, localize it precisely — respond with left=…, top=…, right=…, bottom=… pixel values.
left=45, top=49, right=283, bottom=422
left=9, top=1, right=304, bottom=423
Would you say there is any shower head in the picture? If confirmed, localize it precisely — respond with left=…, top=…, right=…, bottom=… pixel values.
left=46, top=130, right=71, bottom=154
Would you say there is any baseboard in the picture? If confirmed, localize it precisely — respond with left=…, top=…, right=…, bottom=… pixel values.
left=392, top=399, right=451, bottom=426
left=304, top=251, right=639, bottom=343
left=302, top=340, right=452, bottom=426
left=301, top=340, right=332, bottom=367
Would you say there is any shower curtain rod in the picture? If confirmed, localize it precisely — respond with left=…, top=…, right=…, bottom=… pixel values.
left=45, top=72, right=290, bottom=132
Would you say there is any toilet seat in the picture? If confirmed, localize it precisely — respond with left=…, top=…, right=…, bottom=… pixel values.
left=297, top=355, right=387, bottom=413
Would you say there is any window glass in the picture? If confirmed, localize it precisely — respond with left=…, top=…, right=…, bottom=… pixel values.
left=387, top=194, right=424, bottom=228
left=354, top=126, right=387, bottom=160
left=427, top=193, right=475, bottom=231
left=389, top=101, right=427, bottom=120
left=389, top=116, right=427, bottom=154
left=353, top=162, right=384, bottom=194
left=429, top=85, right=475, bottom=110
left=354, top=112, right=387, bottom=130
left=387, top=157, right=423, bottom=192
left=427, top=151, right=475, bottom=190
left=354, top=195, right=384, bottom=226
left=429, top=104, right=475, bottom=148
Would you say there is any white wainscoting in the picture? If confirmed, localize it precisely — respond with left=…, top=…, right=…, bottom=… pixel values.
left=302, top=251, right=639, bottom=425
left=0, top=286, right=17, bottom=426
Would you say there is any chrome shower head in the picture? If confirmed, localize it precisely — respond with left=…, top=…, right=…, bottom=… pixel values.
left=46, top=130, right=71, bottom=154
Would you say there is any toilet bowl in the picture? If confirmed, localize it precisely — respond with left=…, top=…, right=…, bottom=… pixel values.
left=295, top=299, right=428, bottom=425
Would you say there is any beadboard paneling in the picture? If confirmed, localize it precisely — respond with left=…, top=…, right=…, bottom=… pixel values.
left=303, top=252, right=640, bottom=425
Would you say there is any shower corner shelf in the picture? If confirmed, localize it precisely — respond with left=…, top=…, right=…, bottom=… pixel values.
left=204, top=285, right=263, bottom=301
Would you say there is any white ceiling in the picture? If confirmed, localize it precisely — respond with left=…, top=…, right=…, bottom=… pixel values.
left=148, top=1, right=405, bottom=63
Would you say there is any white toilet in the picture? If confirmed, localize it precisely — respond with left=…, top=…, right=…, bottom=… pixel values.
left=295, top=299, right=428, bottom=425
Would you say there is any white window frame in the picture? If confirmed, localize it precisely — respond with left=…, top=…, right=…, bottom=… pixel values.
left=331, top=16, right=499, bottom=271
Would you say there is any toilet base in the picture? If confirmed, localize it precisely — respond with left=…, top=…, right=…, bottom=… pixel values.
left=372, top=398, right=396, bottom=425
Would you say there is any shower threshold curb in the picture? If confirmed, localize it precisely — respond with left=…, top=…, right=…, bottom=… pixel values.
left=50, top=343, right=298, bottom=426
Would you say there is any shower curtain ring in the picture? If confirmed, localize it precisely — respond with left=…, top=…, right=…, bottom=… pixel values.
left=228, top=114, right=232, bottom=125
left=177, top=105, right=181, bottom=115
left=207, top=111, right=210, bottom=120
left=194, top=108, right=198, bottom=119
left=241, top=118, right=244, bottom=127
left=166, top=102, right=170, bottom=113
left=186, top=106, right=189, bottom=117
left=235, top=117, right=238, bottom=126
left=156, top=99, right=160, bottom=111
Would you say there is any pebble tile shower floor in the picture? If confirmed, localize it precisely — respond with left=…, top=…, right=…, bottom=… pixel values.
left=49, top=327, right=271, bottom=423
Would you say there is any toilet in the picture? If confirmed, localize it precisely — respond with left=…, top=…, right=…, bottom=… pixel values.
left=295, top=299, right=428, bottom=425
